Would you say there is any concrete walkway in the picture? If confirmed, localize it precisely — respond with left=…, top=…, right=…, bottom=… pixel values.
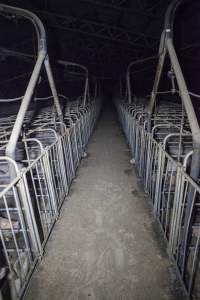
left=25, top=105, right=185, bottom=300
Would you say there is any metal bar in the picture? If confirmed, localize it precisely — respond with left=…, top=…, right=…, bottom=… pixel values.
left=147, top=46, right=166, bottom=120
left=0, top=4, right=46, bottom=51
left=36, top=10, right=158, bottom=49
left=58, top=60, right=89, bottom=107
left=5, top=52, right=45, bottom=160
left=147, top=0, right=183, bottom=127
left=166, top=39, right=200, bottom=146
left=0, top=5, right=63, bottom=163
left=126, top=55, right=158, bottom=104
left=44, top=56, right=63, bottom=122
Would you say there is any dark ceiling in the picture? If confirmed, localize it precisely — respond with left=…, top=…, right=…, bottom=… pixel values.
left=0, top=0, right=171, bottom=77
left=0, top=0, right=200, bottom=102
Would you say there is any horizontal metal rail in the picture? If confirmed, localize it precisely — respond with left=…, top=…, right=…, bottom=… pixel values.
left=0, top=98, right=102, bottom=299
left=116, top=100, right=200, bottom=299
left=124, top=2, right=200, bottom=291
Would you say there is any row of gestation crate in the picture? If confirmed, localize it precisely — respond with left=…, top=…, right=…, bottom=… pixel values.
left=0, top=4, right=101, bottom=300
left=116, top=1, right=200, bottom=299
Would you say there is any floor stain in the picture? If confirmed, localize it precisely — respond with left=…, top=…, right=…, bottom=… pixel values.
left=131, top=189, right=140, bottom=197
left=124, top=150, right=131, bottom=157
left=81, top=160, right=88, bottom=168
left=124, top=168, right=132, bottom=176
left=68, top=187, right=75, bottom=197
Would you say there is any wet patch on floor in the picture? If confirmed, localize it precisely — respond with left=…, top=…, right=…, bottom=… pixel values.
left=146, top=219, right=169, bottom=259
left=124, top=149, right=131, bottom=156
left=131, top=189, right=140, bottom=197
left=124, top=168, right=132, bottom=176
left=137, top=179, right=145, bottom=191
left=81, top=160, right=89, bottom=168
left=88, top=140, right=96, bottom=144
left=67, top=187, right=75, bottom=197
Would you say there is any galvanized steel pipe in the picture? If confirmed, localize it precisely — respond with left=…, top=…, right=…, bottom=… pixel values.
left=0, top=4, right=63, bottom=160
left=58, top=60, right=89, bottom=107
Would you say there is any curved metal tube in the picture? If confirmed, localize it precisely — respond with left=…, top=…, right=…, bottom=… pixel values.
left=6, top=52, right=45, bottom=162
left=0, top=4, right=46, bottom=51
left=126, top=55, right=158, bottom=104
left=58, top=60, right=89, bottom=107
left=0, top=5, right=62, bottom=161
left=146, top=0, right=200, bottom=285
left=147, top=0, right=200, bottom=147
left=91, top=77, right=98, bottom=100
left=147, top=0, right=183, bottom=118
left=164, top=0, right=183, bottom=33
left=183, top=150, right=193, bottom=170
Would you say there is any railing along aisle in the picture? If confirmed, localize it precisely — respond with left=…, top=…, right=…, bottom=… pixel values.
left=116, top=0, right=200, bottom=298
left=0, top=5, right=101, bottom=299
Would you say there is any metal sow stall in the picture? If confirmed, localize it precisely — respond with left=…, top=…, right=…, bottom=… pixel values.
left=0, top=5, right=101, bottom=299
left=116, top=0, right=200, bottom=299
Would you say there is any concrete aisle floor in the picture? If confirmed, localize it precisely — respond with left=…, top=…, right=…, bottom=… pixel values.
left=25, top=104, right=185, bottom=300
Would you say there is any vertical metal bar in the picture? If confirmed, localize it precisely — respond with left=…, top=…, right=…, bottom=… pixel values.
left=166, top=39, right=200, bottom=145
left=44, top=56, right=63, bottom=123
left=127, top=66, right=132, bottom=104
left=147, top=46, right=167, bottom=131
left=83, top=75, right=89, bottom=108
left=6, top=52, right=45, bottom=161
left=19, top=173, right=43, bottom=255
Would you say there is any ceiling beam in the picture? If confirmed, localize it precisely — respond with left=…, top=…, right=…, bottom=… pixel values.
left=80, top=0, right=163, bottom=19
left=36, top=10, right=159, bottom=49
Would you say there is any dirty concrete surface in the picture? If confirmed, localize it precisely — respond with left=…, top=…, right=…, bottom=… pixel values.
left=25, top=104, right=185, bottom=300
